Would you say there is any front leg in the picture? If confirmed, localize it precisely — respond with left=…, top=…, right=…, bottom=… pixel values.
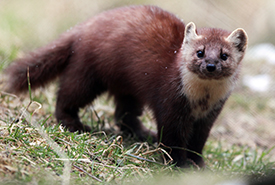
left=158, top=122, right=188, bottom=166
left=185, top=119, right=213, bottom=167
left=155, top=99, right=194, bottom=167
left=186, top=103, right=225, bottom=167
left=158, top=115, right=197, bottom=167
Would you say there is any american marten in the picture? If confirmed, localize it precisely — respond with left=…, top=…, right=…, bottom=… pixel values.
left=5, top=5, right=248, bottom=167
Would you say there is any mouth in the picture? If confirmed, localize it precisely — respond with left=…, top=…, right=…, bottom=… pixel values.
left=187, top=63, right=231, bottom=80
left=197, top=68, right=225, bottom=80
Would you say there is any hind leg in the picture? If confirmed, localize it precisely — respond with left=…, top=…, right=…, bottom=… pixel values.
left=114, top=95, right=157, bottom=142
left=55, top=75, right=106, bottom=132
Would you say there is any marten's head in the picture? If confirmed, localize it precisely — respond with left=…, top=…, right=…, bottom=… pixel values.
left=181, top=22, right=248, bottom=80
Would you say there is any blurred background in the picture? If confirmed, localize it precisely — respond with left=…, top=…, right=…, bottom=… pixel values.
left=0, top=0, right=275, bottom=159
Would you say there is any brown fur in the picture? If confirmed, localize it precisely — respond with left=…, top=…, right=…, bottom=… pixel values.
left=4, top=5, right=248, bottom=167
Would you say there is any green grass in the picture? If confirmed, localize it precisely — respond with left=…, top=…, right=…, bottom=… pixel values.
left=0, top=96, right=170, bottom=184
left=205, top=141, right=275, bottom=178
left=0, top=84, right=274, bottom=185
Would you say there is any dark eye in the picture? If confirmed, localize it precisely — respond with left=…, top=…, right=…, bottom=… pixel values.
left=197, top=50, right=204, bottom=58
left=220, top=53, right=228, bottom=61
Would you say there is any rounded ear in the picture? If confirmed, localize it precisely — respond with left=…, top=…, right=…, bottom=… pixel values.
left=226, top=28, right=248, bottom=52
left=183, top=22, right=200, bottom=44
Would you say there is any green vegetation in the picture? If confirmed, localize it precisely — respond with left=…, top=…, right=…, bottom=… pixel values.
left=0, top=92, right=274, bottom=184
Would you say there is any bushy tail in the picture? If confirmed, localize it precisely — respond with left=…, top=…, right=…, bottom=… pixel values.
left=5, top=32, right=75, bottom=94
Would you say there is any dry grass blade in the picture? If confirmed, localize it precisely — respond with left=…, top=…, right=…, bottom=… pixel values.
left=22, top=101, right=71, bottom=185
left=125, top=153, right=164, bottom=166
left=73, top=164, right=103, bottom=182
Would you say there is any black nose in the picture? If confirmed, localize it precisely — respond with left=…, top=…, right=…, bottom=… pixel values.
left=206, top=64, right=216, bottom=72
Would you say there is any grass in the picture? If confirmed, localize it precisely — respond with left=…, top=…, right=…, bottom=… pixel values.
left=0, top=96, right=274, bottom=185
left=0, top=94, right=171, bottom=184
left=1, top=0, right=275, bottom=184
